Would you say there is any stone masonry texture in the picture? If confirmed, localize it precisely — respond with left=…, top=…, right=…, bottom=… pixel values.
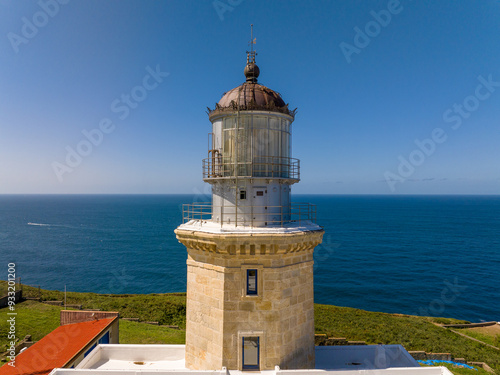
left=175, top=229, right=324, bottom=370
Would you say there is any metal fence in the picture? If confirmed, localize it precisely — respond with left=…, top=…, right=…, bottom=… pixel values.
left=182, top=202, right=317, bottom=227
left=203, top=156, right=300, bottom=181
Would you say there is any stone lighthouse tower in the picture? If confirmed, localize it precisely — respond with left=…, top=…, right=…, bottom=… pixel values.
left=175, top=30, right=324, bottom=371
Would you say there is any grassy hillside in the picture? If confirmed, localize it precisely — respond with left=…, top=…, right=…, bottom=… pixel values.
left=456, top=328, right=500, bottom=348
left=1, top=282, right=499, bottom=373
left=16, top=283, right=187, bottom=328
left=315, top=304, right=500, bottom=372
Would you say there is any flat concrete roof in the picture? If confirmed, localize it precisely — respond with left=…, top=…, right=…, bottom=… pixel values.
left=47, top=344, right=453, bottom=375
left=75, top=345, right=186, bottom=370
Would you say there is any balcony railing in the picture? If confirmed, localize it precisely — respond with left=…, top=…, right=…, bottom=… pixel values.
left=181, top=202, right=317, bottom=227
left=202, top=155, right=300, bottom=181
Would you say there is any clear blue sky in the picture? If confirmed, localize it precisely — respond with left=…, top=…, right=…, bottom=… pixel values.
left=1, top=0, right=499, bottom=194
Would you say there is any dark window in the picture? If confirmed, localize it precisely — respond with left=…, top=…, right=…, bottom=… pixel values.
left=240, top=190, right=246, bottom=200
left=256, top=191, right=264, bottom=196
left=84, top=343, right=97, bottom=357
left=242, top=337, right=260, bottom=370
left=98, top=331, right=110, bottom=344
left=247, top=269, right=257, bottom=295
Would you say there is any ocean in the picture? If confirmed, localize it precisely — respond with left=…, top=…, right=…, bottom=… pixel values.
left=0, top=194, right=499, bottom=322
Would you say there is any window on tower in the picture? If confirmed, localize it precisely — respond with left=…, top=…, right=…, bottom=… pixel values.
left=240, top=190, right=246, bottom=200
left=246, top=269, right=257, bottom=295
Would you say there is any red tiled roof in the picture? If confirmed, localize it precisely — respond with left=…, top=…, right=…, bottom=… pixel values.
left=0, top=317, right=116, bottom=375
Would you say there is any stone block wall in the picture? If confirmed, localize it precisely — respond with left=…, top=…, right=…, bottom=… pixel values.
left=185, top=256, right=225, bottom=370
left=177, top=229, right=323, bottom=371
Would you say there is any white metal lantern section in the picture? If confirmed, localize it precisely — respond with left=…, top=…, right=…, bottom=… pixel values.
left=204, top=110, right=300, bottom=228
left=205, top=112, right=296, bottom=181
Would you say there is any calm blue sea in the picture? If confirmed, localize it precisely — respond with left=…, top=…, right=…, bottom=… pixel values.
left=1, top=195, right=499, bottom=322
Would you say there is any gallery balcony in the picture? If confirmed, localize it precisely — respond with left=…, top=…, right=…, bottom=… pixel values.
left=202, top=156, right=300, bottom=182
left=181, top=202, right=317, bottom=228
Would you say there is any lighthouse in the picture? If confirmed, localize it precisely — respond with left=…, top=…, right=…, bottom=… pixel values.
left=175, top=28, right=324, bottom=371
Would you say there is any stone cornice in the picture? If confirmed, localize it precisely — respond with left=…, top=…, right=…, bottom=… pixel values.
left=175, top=228, right=324, bottom=255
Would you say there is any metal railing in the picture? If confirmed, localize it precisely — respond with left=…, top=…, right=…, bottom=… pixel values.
left=183, top=202, right=213, bottom=222
left=181, top=202, right=317, bottom=227
left=202, top=155, right=300, bottom=181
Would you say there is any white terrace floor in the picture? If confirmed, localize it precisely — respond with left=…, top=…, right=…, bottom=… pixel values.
left=177, top=220, right=323, bottom=234
left=49, top=344, right=453, bottom=375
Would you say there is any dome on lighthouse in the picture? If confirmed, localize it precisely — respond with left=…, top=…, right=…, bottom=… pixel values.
left=218, top=61, right=285, bottom=108
left=218, top=82, right=286, bottom=109
left=208, top=60, right=296, bottom=120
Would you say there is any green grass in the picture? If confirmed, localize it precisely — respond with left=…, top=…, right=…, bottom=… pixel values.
left=0, top=300, right=62, bottom=351
left=0, top=300, right=185, bottom=349
left=11, top=282, right=187, bottom=328
left=120, top=320, right=185, bottom=344
left=456, top=329, right=500, bottom=348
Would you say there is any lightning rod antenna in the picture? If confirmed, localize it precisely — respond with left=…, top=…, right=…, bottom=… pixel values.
left=247, top=24, right=257, bottom=64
